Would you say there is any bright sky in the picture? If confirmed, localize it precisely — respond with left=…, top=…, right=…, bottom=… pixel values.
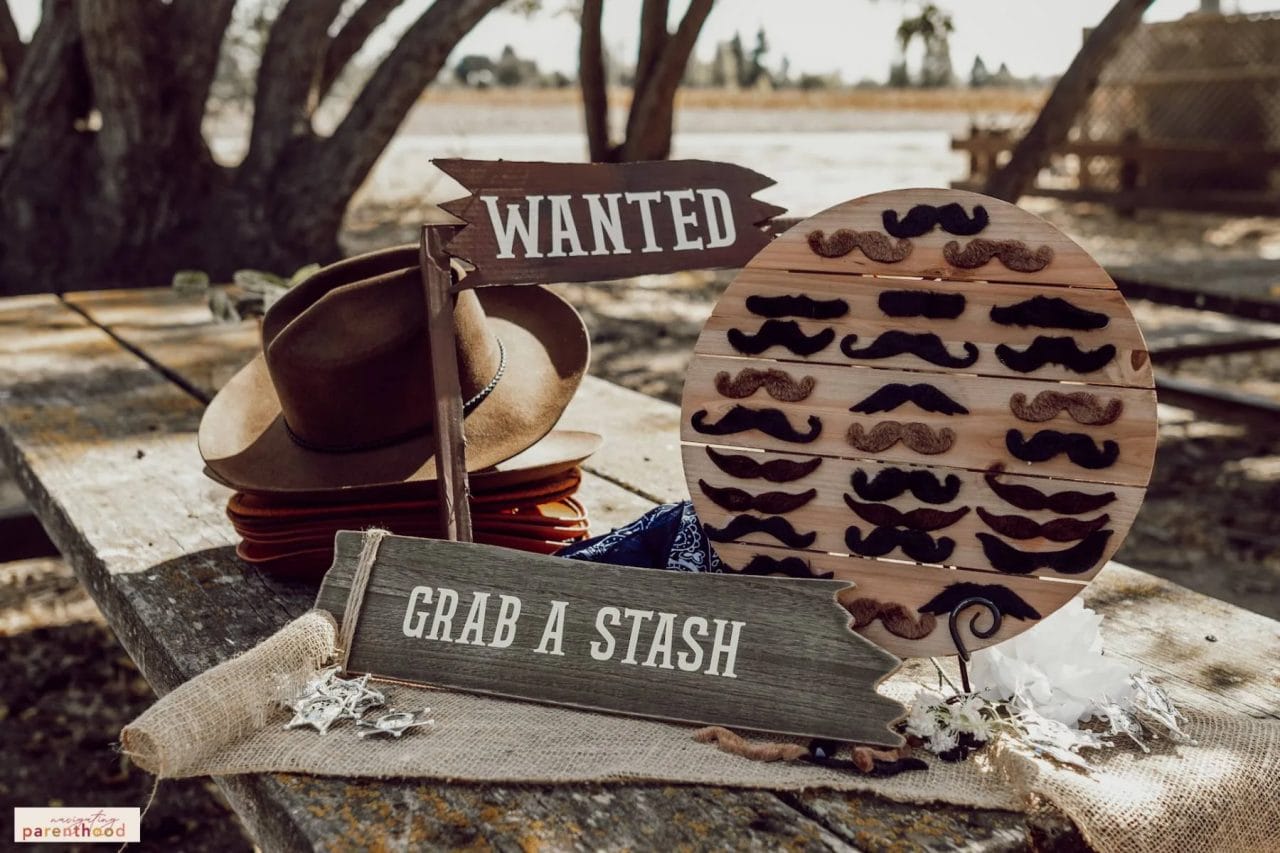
left=9, top=0, right=1278, bottom=83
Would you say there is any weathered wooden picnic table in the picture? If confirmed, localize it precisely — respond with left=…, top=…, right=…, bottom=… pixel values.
left=1, top=287, right=1277, bottom=852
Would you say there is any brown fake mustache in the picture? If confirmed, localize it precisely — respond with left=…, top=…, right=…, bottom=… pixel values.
left=1009, top=390, right=1124, bottom=426
left=837, top=591, right=938, bottom=640
left=976, top=507, right=1110, bottom=542
left=705, top=447, right=823, bottom=483
left=697, top=479, right=817, bottom=514
left=943, top=238, right=1054, bottom=273
left=806, top=229, right=913, bottom=263
left=714, top=367, right=815, bottom=402
left=846, top=421, right=956, bottom=455
left=843, top=495, right=970, bottom=531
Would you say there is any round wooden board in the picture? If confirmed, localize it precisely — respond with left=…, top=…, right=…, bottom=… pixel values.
left=680, top=188, right=1157, bottom=658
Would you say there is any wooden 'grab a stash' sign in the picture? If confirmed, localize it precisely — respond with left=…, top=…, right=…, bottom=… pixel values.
left=316, top=533, right=906, bottom=746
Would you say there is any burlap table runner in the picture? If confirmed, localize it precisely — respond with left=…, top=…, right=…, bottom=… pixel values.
left=122, top=611, right=1280, bottom=853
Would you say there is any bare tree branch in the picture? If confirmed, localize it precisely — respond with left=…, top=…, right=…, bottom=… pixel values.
left=578, top=0, right=611, bottom=161
left=621, top=0, right=712, bottom=161
left=0, top=0, right=25, bottom=83
left=167, top=0, right=236, bottom=129
left=631, top=0, right=668, bottom=104
left=984, top=0, right=1154, bottom=202
left=319, top=0, right=405, bottom=101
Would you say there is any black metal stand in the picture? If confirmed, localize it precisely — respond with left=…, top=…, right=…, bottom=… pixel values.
left=948, top=596, right=1002, bottom=693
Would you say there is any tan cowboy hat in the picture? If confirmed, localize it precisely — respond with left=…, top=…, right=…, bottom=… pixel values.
left=199, top=245, right=595, bottom=495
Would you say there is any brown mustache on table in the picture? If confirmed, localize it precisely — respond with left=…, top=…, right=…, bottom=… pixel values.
left=703, top=514, right=817, bottom=549
left=704, top=447, right=823, bottom=483
left=846, top=421, right=956, bottom=455
left=697, top=479, right=818, bottom=514
left=942, top=238, right=1055, bottom=272
left=976, top=507, right=1110, bottom=542
left=843, top=495, right=970, bottom=531
left=837, top=592, right=938, bottom=640
left=1009, top=389, right=1123, bottom=425
left=691, top=405, right=823, bottom=443
left=714, top=367, right=815, bottom=402
left=806, top=229, right=913, bottom=263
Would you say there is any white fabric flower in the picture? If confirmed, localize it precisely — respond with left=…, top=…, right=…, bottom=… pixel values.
left=950, top=695, right=994, bottom=740
left=929, top=726, right=959, bottom=753
left=904, top=691, right=944, bottom=739
left=968, top=598, right=1136, bottom=726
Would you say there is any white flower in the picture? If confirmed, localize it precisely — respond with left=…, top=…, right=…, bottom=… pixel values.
left=968, top=598, right=1136, bottom=726
left=904, top=691, right=944, bottom=739
left=950, top=695, right=994, bottom=740
left=929, top=726, right=959, bottom=753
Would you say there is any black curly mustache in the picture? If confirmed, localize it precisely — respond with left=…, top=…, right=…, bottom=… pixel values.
left=881, top=203, right=989, bottom=238
left=727, top=554, right=833, bottom=580
left=851, top=467, right=962, bottom=504
left=698, top=480, right=818, bottom=514
left=996, top=336, right=1116, bottom=374
left=745, top=293, right=849, bottom=320
left=976, top=507, right=1110, bottom=542
left=841, top=330, right=979, bottom=368
left=850, top=383, right=969, bottom=416
left=878, top=289, right=966, bottom=320
left=989, top=295, right=1109, bottom=331
left=845, top=525, right=955, bottom=563
left=984, top=465, right=1115, bottom=514
left=843, top=495, right=970, bottom=531
left=704, top=514, right=817, bottom=548
left=691, top=405, right=823, bottom=443
left=1006, top=429, right=1119, bottom=469
left=977, top=530, right=1113, bottom=575
left=705, top=447, right=823, bottom=483
left=728, top=319, right=835, bottom=357
left=918, top=583, right=1042, bottom=621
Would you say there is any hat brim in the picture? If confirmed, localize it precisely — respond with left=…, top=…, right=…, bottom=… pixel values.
left=199, top=285, right=592, bottom=494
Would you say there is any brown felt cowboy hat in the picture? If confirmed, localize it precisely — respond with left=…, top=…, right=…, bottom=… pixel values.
left=199, top=245, right=594, bottom=495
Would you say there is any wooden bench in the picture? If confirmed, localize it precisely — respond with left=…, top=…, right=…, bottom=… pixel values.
left=1, top=287, right=1277, bottom=851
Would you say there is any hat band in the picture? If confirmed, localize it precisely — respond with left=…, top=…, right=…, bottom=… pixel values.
left=282, top=337, right=507, bottom=454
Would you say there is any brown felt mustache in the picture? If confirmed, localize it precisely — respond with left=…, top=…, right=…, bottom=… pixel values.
left=806, top=229, right=913, bottom=263
left=841, top=330, right=979, bottom=368
left=977, top=530, right=1113, bottom=575
left=996, top=336, right=1116, bottom=374
left=989, top=295, right=1109, bottom=331
left=727, top=554, right=832, bottom=580
left=703, top=514, right=817, bottom=548
left=881, top=203, right=989, bottom=238
left=976, top=507, right=1110, bottom=542
left=843, top=495, right=970, bottom=531
left=847, top=421, right=956, bottom=455
left=698, top=479, right=817, bottom=513
left=714, top=367, right=815, bottom=402
left=850, top=383, right=968, bottom=416
left=745, top=293, right=849, bottom=320
left=918, top=582, right=1042, bottom=621
left=705, top=447, right=822, bottom=483
left=1010, top=390, right=1123, bottom=425
left=838, top=593, right=937, bottom=640
left=985, top=465, right=1115, bottom=515
left=728, top=319, right=834, bottom=357
left=1006, top=429, right=1119, bottom=469
left=691, top=405, right=823, bottom=443
left=845, top=525, right=955, bottom=563
left=943, top=238, right=1054, bottom=272
left=852, top=467, right=962, bottom=504
left=878, top=289, right=966, bottom=319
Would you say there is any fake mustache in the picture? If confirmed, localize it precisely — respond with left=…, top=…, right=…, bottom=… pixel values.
left=976, top=507, right=1110, bottom=542
left=727, top=554, right=832, bottom=580
left=984, top=465, right=1115, bottom=515
left=703, top=514, right=817, bottom=549
left=996, top=336, right=1116, bottom=374
left=746, top=293, right=849, bottom=320
left=728, top=319, right=834, bottom=357
left=705, top=447, right=823, bottom=483
left=943, top=238, right=1055, bottom=273
left=918, top=582, right=1042, bottom=621
left=989, top=295, right=1109, bottom=331
left=843, top=494, right=970, bottom=531
left=850, top=383, right=969, bottom=416
left=691, top=405, right=823, bottom=444
left=844, top=525, right=956, bottom=563
left=881, top=203, right=989, bottom=238
left=839, top=594, right=937, bottom=640
left=841, top=330, right=979, bottom=368
left=847, top=421, right=956, bottom=455
left=1006, top=429, right=1119, bottom=470
left=851, top=467, right=962, bottom=504
left=977, top=530, right=1113, bottom=575
left=698, top=479, right=817, bottom=514
left=1010, top=390, right=1123, bottom=426
left=714, top=367, right=815, bottom=402
left=877, top=289, right=966, bottom=320
left=806, top=229, right=913, bottom=263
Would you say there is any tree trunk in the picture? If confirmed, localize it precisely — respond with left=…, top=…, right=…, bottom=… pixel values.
left=578, top=0, right=613, bottom=162
left=983, top=0, right=1154, bottom=202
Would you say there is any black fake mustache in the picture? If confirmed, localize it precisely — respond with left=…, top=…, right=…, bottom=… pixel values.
left=845, top=525, right=955, bottom=563
left=881, top=203, right=989, bottom=238
left=918, top=582, right=1042, bottom=621
left=705, top=447, right=823, bottom=483
left=746, top=293, right=849, bottom=320
left=728, top=554, right=833, bottom=580
left=977, top=530, right=1113, bottom=575
left=1006, top=429, right=1119, bottom=470
left=996, top=336, right=1116, bottom=374
left=850, top=382, right=969, bottom=416
left=841, top=331, right=979, bottom=368
left=851, top=467, right=962, bottom=504
left=984, top=465, right=1115, bottom=515
left=989, top=295, right=1109, bottom=331
left=691, top=405, right=823, bottom=444
left=878, top=289, right=966, bottom=320
left=704, top=514, right=817, bottom=548
left=976, top=507, right=1110, bottom=542
left=728, top=319, right=835, bottom=357
left=843, top=495, right=970, bottom=531
left=698, top=479, right=818, bottom=514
